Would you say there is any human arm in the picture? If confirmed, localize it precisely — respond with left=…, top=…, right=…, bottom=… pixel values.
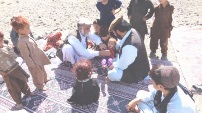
left=7, top=46, right=18, bottom=59
left=143, top=1, right=155, bottom=21
left=127, top=0, right=134, bottom=19
left=113, top=45, right=137, bottom=70
left=127, top=98, right=142, bottom=112
left=0, top=70, right=7, bottom=77
left=112, top=7, right=121, bottom=15
left=96, top=2, right=101, bottom=11
left=113, top=0, right=122, bottom=10
left=88, top=32, right=107, bottom=50
left=68, top=35, right=110, bottom=59
left=18, top=41, right=35, bottom=68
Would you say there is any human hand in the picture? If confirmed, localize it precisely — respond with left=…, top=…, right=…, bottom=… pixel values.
left=99, top=50, right=110, bottom=56
left=111, top=9, right=115, bottom=15
left=126, top=99, right=138, bottom=111
left=109, top=65, right=114, bottom=70
left=99, top=43, right=107, bottom=50
left=0, top=72, right=7, bottom=77
left=128, top=15, right=131, bottom=20
left=142, top=16, right=147, bottom=21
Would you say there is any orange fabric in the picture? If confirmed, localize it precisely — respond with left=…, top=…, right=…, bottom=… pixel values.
left=44, top=32, right=62, bottom=51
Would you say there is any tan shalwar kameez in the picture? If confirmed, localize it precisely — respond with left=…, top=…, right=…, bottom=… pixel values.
left=18, top=35, right=51, bottom=90
left=0, top=45, right=31, bottom=104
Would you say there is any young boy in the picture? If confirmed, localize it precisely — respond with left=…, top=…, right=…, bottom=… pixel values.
left=10, top=16, right=51, bottom=91
left=126, top=65, right=198, bottom=113
left=0, top=31, right=34, bottom=110
left=149, top=0, right=174, bottom=60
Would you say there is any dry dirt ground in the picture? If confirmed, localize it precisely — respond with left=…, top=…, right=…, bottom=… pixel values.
left=0, top=0, right=202, bottom=112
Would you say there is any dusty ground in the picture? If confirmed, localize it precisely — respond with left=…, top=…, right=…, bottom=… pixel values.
left=0, top=0, right=202, bottom=112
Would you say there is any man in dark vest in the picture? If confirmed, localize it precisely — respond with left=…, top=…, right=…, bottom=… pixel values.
left=107, top=16, right=150, bottom=83
left=62, top=17, right=110, bottom=65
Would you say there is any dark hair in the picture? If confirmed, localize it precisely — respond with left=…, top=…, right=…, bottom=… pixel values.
left=10, top=16, right=30, bottom=32
left=93, top=19, right=102, bottom=26
left=99, top=26, right=109, bottom=37
left=149, top=65, right=163, bottom=86
left=149, top=65, right=177, bottom=90
left=73, top=59, right=92, bottom=80
left=0, top=31, right=4, bottom=38
left=113, top=20, right=131, bottom=32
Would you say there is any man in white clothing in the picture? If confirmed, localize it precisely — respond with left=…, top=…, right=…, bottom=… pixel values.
left=62, top=17, right=110, bottom=65
left=107, top=16, right=150, bottom=83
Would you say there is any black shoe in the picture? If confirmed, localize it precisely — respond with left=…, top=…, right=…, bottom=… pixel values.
left=62, top=61, right=73, bottom=68
left=66, top=99, right=74, bottom=104
left=192, top=85, right=202, bottom=92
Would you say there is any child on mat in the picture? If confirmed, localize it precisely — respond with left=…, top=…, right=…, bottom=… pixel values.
left=0, top=31, right=34, bottom=110
left=10, top=16, right=51, bottom=91
left=67, top=59, right=100, bottom=105
left=101, top=37, right=117, bottom=70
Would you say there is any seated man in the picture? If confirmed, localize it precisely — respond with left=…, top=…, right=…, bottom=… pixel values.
left=62, top=17, right=110, bottom=65
left=127, top=65, right=198, bottom=113
left=107, top=16, right=150, bottom=83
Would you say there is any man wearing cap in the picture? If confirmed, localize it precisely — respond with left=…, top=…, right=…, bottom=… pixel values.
left=62, top=17, right=110, bottom=65
left=107, top=16, right=150, bottom=83
left=127, top=65, right=198, bottom=113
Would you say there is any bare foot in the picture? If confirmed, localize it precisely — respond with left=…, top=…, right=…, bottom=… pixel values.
left=105, top=77, right=111, bottom=83
left=29, top=92, right=35, bottom=96
left=45, top=77, right=52, bottom=84
left=37, top=86, right=48, bottom=91
left=14, top=103, right=23, bottom=110
left=42, top=86, right=48, bottom=91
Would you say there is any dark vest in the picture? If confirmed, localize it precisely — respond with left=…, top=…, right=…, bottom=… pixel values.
left=119, top=29, right=150, bottom=83
left=65, top=30, right=88, bottom=48
left=56, top=30, right=88, bottom=61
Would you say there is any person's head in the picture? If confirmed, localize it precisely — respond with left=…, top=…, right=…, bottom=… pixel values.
left=73, top=59, right=92, bottom=81
left=0, top=31, right=4, bottom=47
left=109, top=16, right=131, bottom=40
left=77, top=17, right=92, bottom=37
left=100, top=25, right=110, bottom=42
left=10, top=16, right=30, bottom=36
left=108, top=37, right=116, bottom=49
left=159, top=0, right=168, bottom=5
left=149, top=65, right=180, bottom=91
left=93, top=19, right=102, bottom=34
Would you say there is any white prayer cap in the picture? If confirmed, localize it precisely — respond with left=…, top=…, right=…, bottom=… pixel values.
left=77, top=17, right=92, bottom=26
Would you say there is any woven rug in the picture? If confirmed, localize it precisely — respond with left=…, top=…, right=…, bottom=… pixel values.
left=0, top=57, right=154, bottom=113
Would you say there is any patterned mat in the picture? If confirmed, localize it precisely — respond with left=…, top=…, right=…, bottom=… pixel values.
left=0, top=57, right=153, bottom=113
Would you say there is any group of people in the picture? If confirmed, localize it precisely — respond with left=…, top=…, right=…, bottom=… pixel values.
left=0, top=0, right=198, bottom=112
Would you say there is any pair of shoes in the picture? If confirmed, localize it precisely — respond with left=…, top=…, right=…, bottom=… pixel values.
left=192, top=85, right=202, bottom=92
left=161, top=54, right=168, bottom=60
left=149, top=52, right=158, bottom=59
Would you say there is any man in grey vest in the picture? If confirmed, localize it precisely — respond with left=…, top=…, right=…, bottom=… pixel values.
left=107, top=16, right=150, bottom=83
left=62, top=17, right=110, bottom=65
